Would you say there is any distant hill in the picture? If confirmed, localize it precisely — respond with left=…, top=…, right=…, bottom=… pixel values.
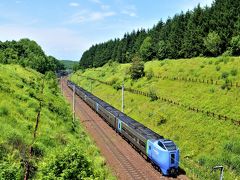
left=60, top=60, right=78, bottom=70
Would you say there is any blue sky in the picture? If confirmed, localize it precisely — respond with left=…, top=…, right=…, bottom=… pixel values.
left=0, top=0, right=214, bottom=60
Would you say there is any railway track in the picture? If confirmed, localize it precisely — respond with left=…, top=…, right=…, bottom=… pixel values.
left=62, top=78, right=188, bottom=180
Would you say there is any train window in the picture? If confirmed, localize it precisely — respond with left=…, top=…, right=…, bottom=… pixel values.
left=164, top=142, right=177, bottom=151
left=149, top=146, right=151, bottom=150
left=171, top=154, right=175, bottom=164
left=158, top=141, right=166, bottom=150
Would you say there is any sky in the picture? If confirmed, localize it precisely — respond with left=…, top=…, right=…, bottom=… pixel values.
left=0, top=0, right=214, bottom=61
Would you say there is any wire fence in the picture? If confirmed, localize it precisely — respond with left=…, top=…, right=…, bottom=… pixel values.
left=155, top=75, right=240, bottom=88
left=80, top=75, right=240, bottom=126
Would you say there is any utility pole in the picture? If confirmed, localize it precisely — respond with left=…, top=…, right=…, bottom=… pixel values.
left=212, top=166, right=224, bottom=180
left=60, top=76, right=63, bottom=94
left=122, top=81, right=124, bottom=113
left=73, top=85, right=75, bottom=122
left=90, top=80, right=92, bottom=93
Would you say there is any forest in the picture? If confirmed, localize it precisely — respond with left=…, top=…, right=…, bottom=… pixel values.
left=79, top=0, right=240, bottom=68
left=0, top=38, right=64, bottom=73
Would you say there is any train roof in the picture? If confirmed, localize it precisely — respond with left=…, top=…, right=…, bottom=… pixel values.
left=68, top=80, right=164, bottom=140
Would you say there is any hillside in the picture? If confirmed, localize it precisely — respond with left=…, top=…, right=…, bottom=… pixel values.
left=0, top=39, right=64, bottom=73
left=71, top=56, right=240, bottom=179
left=0, top=64, right=114, bottom=179
left=60, top=60, right=78, bottom=70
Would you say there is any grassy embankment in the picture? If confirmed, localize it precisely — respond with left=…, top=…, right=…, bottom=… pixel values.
left=71, top=56, right=240, bottom=180
left=0, top=64, right=114, bottom=179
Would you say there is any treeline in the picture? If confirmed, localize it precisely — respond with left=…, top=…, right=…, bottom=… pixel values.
left=80, top=0, right=240, bottom=68
left=0, top=38, right=64, bottom=73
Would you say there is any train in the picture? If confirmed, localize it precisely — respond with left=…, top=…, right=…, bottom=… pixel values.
left=67, top=80, right=180, bottom=176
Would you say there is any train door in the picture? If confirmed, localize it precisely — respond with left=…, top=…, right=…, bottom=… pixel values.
left=147, top=140, right=153, bottom=160
left=117, top=119, right=122, bottom=133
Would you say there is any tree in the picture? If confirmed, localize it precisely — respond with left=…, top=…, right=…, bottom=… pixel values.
left=139, top=36, right=153, bottom=61
left=130, top=56, right=144, bottom=80
left=204, top=31, right=221, bottom=56
left=157, top=40, right=167, bottom=60
left=230, top=35, right=240, bottom=55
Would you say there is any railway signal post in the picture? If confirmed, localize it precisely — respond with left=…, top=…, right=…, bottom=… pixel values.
left=122, top=81, right=124, bottom=113
left=73, top=85, right=75, bottom=122
left=212, top=165, right=224, bottom=180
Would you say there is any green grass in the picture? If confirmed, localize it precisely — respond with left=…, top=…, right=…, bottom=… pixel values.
left=71, top=57, right=240, bottom=180
left=0, top=64, right=114, bottom=179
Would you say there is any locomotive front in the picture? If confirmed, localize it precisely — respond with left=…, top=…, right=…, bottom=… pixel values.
left=147, top=139, right=179, bottom=176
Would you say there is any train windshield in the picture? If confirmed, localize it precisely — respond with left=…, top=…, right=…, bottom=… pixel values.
left=164, top=142, right=177, bottom=151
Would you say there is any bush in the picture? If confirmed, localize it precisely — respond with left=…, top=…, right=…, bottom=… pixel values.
left=0, top=106, right=9, bottom=116
left=146, top=68, right=154, bottom=80
left=215, top=66, right=221, bottom=71
left=221, top=72, right=229, bottom=79
left=230, top=69, right=238, bottom=76
left=157, top=117, right=167, bottom=126
left=149, top=88, right=158, bottom=101
left=221, top=79, right=231, bottom=90
left=40, top=146, right=96, bottom=179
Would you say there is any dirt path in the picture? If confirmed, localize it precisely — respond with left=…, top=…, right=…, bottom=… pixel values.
left=61, top=78, right=188, bottom=180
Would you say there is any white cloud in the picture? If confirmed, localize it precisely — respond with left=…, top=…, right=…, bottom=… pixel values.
left=121, top=10, right=136, bottom=17
left=69, top=2, right=80, bottom=7
left=101, top=5, right=110, bottom=10
left=0, top=25, right=90, bottom=60
left=69, top=10, right=116, bottom=24
left=121, top=5, right=137, bottom=17
left=89, top=0, right=101, bottom=4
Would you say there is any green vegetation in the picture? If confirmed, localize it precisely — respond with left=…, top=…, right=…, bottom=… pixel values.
left=0, top=39, right=64, bottom=73
left=79, top=0, right=240, bottom=69
left=71, top=56, right=240, bottom=179
left=0, top=64, right=114, bottom=179
left=60, top=60, right=79, bottom=71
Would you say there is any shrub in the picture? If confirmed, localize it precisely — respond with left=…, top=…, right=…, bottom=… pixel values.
left=230, top=69, right=238, bottom=76
left=112, top=83, right=121, bottom=91
left=0, top=106, right=9, bottom=116
left=130, top=56, right=145, bottom=80
left=209, top=88, right=215, bottom=93
left=0, top=161, right=22, bottom=180
left=215, top=66, right=221, bottom=71
left=198, top=157, right=206, bottom=166
left=146, top=68, right=154, bottom=80
left=40, top=146, right=96, bottom=179
left=221, top=79, right=231, bottom=90
left=31, top=143, right=44, bottom=157
left=149, top=88, right=158, bottom=101
left=157, top=116, right=167, bottom=126
left=221, top=72, right=229, bottom=79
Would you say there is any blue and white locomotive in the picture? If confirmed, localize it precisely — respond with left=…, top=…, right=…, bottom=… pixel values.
left=67, top=80, right=179, bottom=176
